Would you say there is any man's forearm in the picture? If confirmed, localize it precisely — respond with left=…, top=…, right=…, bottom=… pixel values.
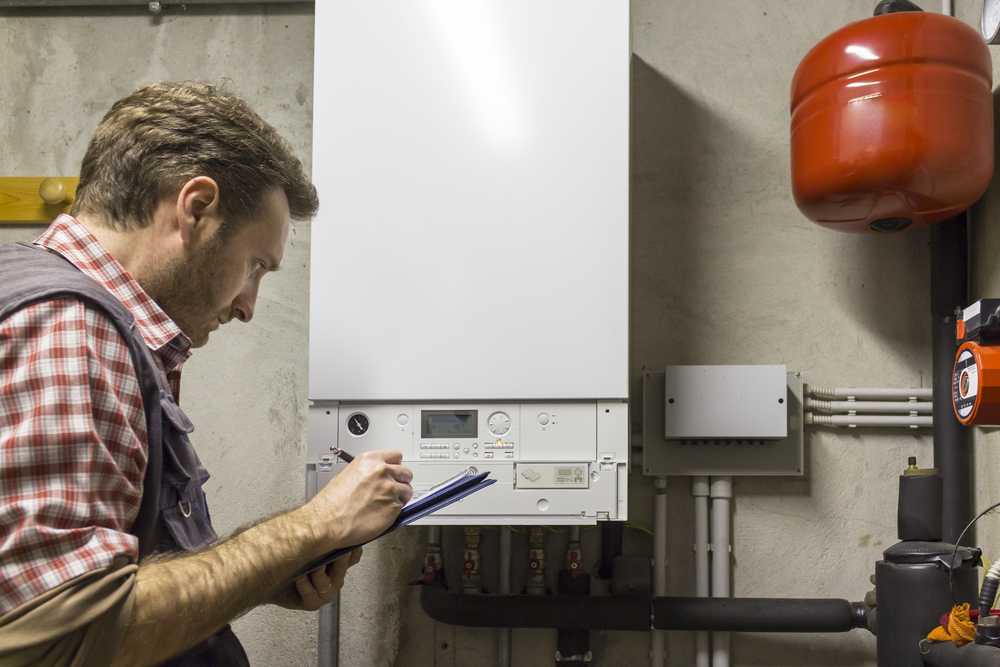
left=112, top=505, right=332, bottom=667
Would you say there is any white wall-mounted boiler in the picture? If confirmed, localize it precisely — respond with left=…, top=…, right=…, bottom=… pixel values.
left=306, top=0, right=631, bottom=525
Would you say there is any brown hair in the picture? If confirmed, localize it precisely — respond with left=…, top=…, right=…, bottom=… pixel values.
left=71, top=81, right=319, bottom=231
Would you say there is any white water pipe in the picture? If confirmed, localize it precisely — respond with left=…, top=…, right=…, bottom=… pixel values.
left=652, top=478, right=668, bottom=667
left=711, top=477, right=732, bottom=667
left=806, top=414, right=932, bottom=428
left=804, top=385, right=932, bottom=401
left=693, top=476, right=711, bottom=667
left=805, top=398, right=933, bottom=414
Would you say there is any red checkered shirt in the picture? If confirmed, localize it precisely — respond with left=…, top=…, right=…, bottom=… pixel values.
left=0, top=214, right=192, bottom=614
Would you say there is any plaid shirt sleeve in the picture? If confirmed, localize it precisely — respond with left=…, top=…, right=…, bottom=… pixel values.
left=0, top=297, right=148, bottom=615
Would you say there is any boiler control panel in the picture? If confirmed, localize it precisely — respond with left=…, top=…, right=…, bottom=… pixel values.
left=306, top=401, right=628, bottom=525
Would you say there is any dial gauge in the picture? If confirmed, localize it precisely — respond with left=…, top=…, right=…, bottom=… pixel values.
left=347, top=413, right=370, bottom=436
left=983, top=0, right=1000, bottom=44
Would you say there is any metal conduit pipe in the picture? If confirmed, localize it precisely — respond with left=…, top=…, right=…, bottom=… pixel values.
left=418, top=587, right=869, bottom=633
left=805, top=399, right=933, bottom=414
left=318, top=596, right=338, bottom=667
left=499, top=526, right=512, bottom=667
left=693, top=477, right=711, bottom=667
left=806, top=414, right=932, bottom=428
left=931, top=213, right=972, bottom=545
left=0, top=0, right=305, bottom=5
left=652, top=478, right=668, bottom=667
left=804, top=386, right=933, bottom=401
left=711, top=477, right=732, bottom=667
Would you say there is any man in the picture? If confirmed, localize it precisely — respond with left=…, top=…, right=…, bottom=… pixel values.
left=0, top=81, right=413, bottom=666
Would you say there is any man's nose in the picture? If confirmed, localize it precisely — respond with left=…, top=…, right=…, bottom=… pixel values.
left=232, top=282, right=259, bottom=323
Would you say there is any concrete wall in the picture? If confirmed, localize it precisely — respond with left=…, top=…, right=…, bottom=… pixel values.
left=1, top=1, right=996, bottom=666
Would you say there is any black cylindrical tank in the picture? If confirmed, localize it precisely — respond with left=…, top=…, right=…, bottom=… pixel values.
left=876, top=541, right=981, bottom=667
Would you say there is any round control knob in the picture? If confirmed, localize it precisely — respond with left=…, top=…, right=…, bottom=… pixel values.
left=538, top=413, right=550, bottom=425
left=488, top=412, right=510, bottom=436
left=397, top=414, right=409, bottom=426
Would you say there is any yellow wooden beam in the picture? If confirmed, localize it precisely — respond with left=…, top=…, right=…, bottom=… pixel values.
left=0, top=177, right=79, bottom=224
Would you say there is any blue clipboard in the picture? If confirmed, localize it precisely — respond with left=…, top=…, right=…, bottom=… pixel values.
left=297, top=470, right=495, bottom=577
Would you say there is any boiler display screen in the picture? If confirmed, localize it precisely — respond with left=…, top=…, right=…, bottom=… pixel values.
left=422, top=410, right=478, bottom=438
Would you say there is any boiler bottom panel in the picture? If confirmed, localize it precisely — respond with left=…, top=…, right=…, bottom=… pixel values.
left=306, top=400, right=628, bottom=525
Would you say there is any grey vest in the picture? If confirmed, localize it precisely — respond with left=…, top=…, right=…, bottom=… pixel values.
left=0, top=242, right=248, bottom=666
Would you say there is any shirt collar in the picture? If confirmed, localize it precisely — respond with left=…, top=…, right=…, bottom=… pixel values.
left=34, top=214, right=192, bottom=371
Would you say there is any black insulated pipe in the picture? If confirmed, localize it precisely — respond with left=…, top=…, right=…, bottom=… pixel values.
left=420, top=586, right=868, bottom=634
left=652, top=598, right=868, bottom=633
left=921, top=640, right=1000, bottom=667
left=420, top=586, right=652, bottom=631
left=873, top=0, right=924, bottom=15
left=931, top=213, right=972, bottom=545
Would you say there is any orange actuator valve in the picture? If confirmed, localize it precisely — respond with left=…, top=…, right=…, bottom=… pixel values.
left=790, top=10, right=993, bottom=234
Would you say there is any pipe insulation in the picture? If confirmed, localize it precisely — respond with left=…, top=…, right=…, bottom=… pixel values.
left=652, top=598, right=869, bottom=632
left=931, top=213, right=972, bottom=544
left=921, top=640, right=1000, bottom=667
left=693, top=477, right=711, bottom=667
left=420, top=587, right=652, bottom=630
left=804, top=386, right=932, bottom=401
left=711, top=477, right=732, bottom=667
left=805, top=399, right=932, bottom=414
left=806, top=414, right=932, bottom=428
left=652, top=478, right=668, bottom=667
left=419, top=587, right=869, bottom=633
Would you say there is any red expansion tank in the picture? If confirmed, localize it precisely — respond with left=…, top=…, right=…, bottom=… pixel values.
left=790, top=11, right=994, bottom=234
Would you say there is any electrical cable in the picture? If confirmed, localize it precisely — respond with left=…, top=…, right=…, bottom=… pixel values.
left=625, top=522, right=655, bottom=537
left=950, top=500, right=1000, bottom=605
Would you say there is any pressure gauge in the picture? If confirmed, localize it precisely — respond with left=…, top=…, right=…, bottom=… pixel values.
left=347, top=413, right=370, bottom=436
left=983, top=0, right=1000, bottom=44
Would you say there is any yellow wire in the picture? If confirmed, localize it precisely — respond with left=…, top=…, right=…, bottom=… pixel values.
left=625, top=522, right=654, bottom=537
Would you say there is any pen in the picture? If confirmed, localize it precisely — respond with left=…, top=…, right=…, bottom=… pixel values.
left=330, top=446, right=355, bottom=463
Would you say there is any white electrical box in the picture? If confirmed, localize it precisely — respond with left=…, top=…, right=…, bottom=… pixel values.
left=663, top=365, right=788, bottom=439
left=306, top=0, right=630, bottom=524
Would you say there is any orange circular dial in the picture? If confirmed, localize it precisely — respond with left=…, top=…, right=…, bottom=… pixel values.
left=953, top=341, right=1000, bottom=426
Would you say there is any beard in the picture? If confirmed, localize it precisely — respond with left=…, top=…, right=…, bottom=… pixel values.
left=140, top=232, right=230, bottom=349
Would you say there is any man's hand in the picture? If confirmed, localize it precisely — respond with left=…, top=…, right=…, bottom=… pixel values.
left=112, top=449, right=412, bottom=667
left=300, top=449, right=413, bottom=551
left=270, top=548, right=363, bottom=611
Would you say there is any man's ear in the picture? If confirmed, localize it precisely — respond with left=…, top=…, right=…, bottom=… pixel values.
left=174, top=176, right=223, bottom=247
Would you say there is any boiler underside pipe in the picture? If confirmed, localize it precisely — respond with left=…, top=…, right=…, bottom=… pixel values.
left=652, top=597, right=867, bottom=633
left=419, top=587, right=867, bottom=633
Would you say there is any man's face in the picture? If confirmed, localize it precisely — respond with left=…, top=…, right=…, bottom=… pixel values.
left=146, top=188, right=291, bottom=348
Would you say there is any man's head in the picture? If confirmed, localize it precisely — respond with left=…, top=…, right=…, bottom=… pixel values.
left=71, top=80, right=318, bottom=233
left=71, top=81, right=318, bottom=347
